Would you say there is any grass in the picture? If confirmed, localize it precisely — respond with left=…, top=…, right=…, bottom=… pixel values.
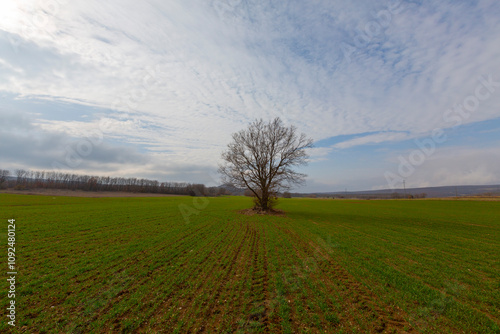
left=0, top=194, right=499, bottom=333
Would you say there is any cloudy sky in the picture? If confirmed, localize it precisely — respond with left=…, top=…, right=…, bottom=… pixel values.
left=1, top=0, right=499, bottom=192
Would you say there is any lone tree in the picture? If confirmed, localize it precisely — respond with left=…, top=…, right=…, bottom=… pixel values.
left=219, top=117, right=313, bottom=211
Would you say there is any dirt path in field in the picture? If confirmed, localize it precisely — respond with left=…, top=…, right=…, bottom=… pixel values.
left=237, top=223, right=271, bottom=332
left=118, top=220, right=274, bottom=334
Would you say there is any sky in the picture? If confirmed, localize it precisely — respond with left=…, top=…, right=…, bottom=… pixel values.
left=0, top=0, right=499, bottom=192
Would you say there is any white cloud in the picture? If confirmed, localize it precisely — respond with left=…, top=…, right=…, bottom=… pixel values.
left=333, top=132, right=409, bottom=149
left=400, top=146, right=500, bottom=188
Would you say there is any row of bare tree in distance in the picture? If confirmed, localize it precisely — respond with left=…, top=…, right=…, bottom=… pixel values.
left=0, top=169, right=228, bottom=196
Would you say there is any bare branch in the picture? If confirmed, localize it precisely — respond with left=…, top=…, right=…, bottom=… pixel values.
left=218, top=117, right=313, bottom=211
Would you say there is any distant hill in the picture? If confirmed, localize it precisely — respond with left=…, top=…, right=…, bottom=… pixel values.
left=218, top=183, right=246, bottom=196
left=218, top=183, right=500, bottom=198
left=310, top=184, right=500, bottom=198
left=217, top=183, right=500, bottom=198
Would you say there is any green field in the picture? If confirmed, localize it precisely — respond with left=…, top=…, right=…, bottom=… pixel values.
left=1, top=194, right=499, bottom=333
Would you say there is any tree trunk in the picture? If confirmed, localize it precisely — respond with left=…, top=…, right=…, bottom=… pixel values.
left=260, top=189, right=269, bottom=211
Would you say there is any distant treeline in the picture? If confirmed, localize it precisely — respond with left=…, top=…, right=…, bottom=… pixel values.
left=286, top=192, right=428, bottom=199
left=242, top=189, right=427, bottom=199
left=0, top=169, right=227, bottom=196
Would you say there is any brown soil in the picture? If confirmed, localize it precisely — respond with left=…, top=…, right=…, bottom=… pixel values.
left=427, top=196, right=500, bottom=201
left=238, top=208, right=286, bottom=216
left=0, top=188, right=186, bottom=198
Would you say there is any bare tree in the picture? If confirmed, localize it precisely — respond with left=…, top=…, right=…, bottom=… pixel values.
left=219, top=117, right=313, bottom=211
left=0, top=169, right=9, bottom=188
